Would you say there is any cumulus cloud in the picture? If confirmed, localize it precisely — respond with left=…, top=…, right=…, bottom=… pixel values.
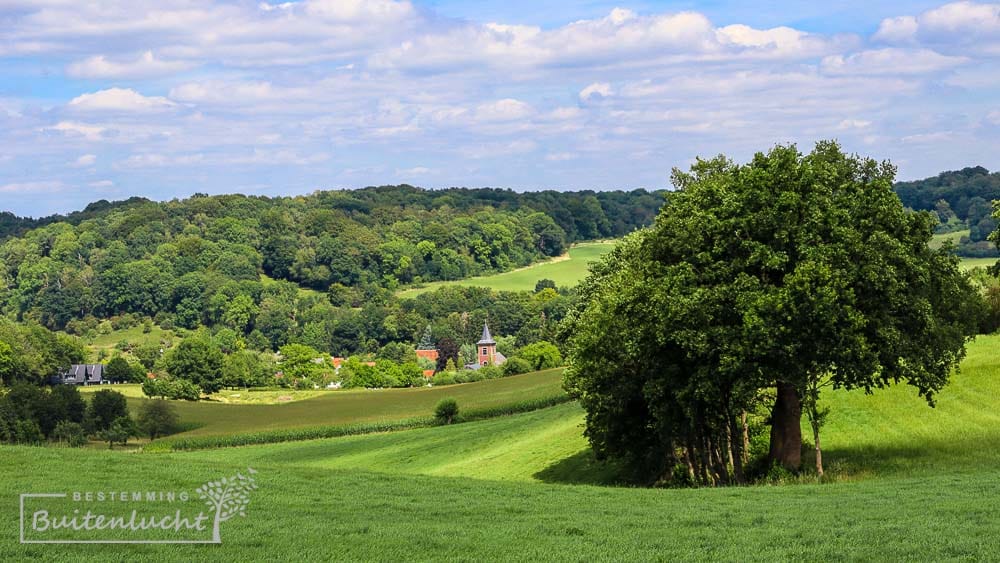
left=67, top=51, right=192, bottom=79
left=68, top=88, right=176, bottom=112
left=580, top=83, right=613, bottom=101
left=874, top=2, right=1000, bottom=55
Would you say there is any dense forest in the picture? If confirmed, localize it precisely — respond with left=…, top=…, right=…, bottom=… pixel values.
left=0, top=187, right=662, bottom=366
left=894, top=166, right=1000, bottom=257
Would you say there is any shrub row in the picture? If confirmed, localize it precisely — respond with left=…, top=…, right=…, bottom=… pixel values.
left=145, top=393, right=573, bottom=452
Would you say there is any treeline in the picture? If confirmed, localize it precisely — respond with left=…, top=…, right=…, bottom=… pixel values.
left=105, top=282, right=573, bottom=383
left=894, top=166, right=999, bottom=257
left=0, top=186, right=662, bottom=332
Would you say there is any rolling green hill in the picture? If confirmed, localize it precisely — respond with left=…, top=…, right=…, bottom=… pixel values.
left=5, top=335, right=1000, bottom=559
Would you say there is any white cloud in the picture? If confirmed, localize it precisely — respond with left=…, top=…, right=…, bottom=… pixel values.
left=821, top=48, right=967, bottom=75
left=874, top=16, right=919, bottom=43
left=396, top=166, right=433, bottom=176
left=45, top=121, right=107, bottom=140
left=580, top=83, right=613, bottom=101
left=474, top=99, right=533, bottom=122
left=545, top=152, right=577, bottom=161
left=72, top=154, right=96, bottom=167
left=874, top=2, right=1000, bottom=55
left=837, top=119, right=872, bottom=130
left=89, top=180, right=114, bottom=188
left=68, top=88, right=176, bottom=112
left=67, top=51, right=192, bottom=79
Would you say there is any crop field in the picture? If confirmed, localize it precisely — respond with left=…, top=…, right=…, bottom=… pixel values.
left=4, top=335, right=1000, bottom=559
left=82, top=369, right=565, bottom=438
left=397, top=241, right=615, bottom=298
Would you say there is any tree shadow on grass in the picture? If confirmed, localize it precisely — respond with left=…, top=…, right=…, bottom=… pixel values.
left=533, top=449, right=631, bottom=487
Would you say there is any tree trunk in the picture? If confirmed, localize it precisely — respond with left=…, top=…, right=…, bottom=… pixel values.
left=741, top=411, right=750, bottom=465
left=811, top=414, right=824, bottom=478
left=768, top=381, right=802, bottom=471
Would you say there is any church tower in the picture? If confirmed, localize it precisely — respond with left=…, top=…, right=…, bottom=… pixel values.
left=477, top=322, right=497, bottom=366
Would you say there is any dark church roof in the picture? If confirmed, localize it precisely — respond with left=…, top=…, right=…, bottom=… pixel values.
left=477, top=322, right=496, bottom=345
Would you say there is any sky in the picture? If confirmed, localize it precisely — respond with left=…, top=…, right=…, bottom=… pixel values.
left=1, top=1, right=999, bottom=217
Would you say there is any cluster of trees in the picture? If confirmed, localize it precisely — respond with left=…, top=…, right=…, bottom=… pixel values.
left=0, top=319, right=85, bottom=386
left=137, top=320, right=563, bottom=397
left=566, top=143, right=984, bottom=486
left=894, top=166, right=1000, bottom=257
left=0, top=186, right=662, bottom=333
left=0, top=385, right=177, bottom=448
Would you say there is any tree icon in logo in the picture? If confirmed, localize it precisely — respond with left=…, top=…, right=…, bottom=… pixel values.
left=195, top=467, right=258, bottom=543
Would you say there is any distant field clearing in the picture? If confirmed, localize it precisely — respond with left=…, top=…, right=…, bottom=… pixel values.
left=397, top=240, right=615, bottom=297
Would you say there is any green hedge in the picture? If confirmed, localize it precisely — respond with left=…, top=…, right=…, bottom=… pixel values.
left=145, top=393, right=573, bottom=452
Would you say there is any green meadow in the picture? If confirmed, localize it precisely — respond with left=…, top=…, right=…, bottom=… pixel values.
left=4, top=335, right=1000, bottom=560
left=397, top=241, right=615, bottom=298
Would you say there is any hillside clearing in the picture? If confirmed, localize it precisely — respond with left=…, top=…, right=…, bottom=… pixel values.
left=397, top=241, right=614, bottom=297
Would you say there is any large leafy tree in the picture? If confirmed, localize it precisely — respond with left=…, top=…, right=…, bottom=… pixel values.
left=164, top=337, right=225, bottom=394
left=565, top=142, right=983, bottom=484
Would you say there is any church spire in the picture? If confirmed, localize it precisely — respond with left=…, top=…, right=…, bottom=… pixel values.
left=477, top=322, right=496, bottom=345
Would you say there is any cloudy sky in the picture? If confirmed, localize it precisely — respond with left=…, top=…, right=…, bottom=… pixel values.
left=1, top=0, right=998, bottom=216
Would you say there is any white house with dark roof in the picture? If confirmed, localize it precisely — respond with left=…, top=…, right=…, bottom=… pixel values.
left=52, top=364, right=108, bottom=385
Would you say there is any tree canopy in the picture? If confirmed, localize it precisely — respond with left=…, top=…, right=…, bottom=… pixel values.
left=565, top=142, right=983, bottom=485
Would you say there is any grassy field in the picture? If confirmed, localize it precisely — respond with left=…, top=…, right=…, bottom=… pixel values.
left=6, top=338, right=1000, bottom=559
left=5, top=332, right=1000, bottom=559
left=83, top=369, right=565, bottom=438
left=397, top=241, right=615, bottom=298
left=929, top=229, right=969, bottom=249
left=79, top=384, right=332, bottom=404
left=960, top=257, right=997, bottom=271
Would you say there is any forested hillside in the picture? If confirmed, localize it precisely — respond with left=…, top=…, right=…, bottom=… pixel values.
left=894, top=166, right=1000, bottom=257
left=0, top=187, right=662, bottom=354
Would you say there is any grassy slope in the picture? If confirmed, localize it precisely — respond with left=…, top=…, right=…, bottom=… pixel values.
left=929, top=229, right=969, bottom=250
left=397, top=241, right=614, bottom=298
left=4, top=338, right=1000, bottom=559
left=960, top=257, right=997, bottom=271
left=116, top=369, right=565, bottom=438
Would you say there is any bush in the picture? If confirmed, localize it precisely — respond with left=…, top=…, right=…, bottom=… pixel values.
left=434, top=398, right=459, bottom=424
left=51, top=421, right=88, bottom=447
left=454, top=373, right=470, bottom=384
left=502, top=357, right=533, bottom=376
left=465, top=370, right=484, bottom=383
left=169, top=379, right=202, bottom=401
left=101, top=416, right=137, bottom=449
left=14, top=419, right=43, bottom=445
left=479, top=365, right=503, bottom=379
left=432, top=373, right=455, bottom=386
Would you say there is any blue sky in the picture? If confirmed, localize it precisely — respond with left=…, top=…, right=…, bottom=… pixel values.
left=1, top=0, right=999, bottom=216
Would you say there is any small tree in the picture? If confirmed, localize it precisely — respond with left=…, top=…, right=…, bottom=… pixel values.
left=534, top=279, right=557, bottom=293
left=434, top=397, right=459, bottom=425
left=101, top=416, right=137, bottom=449
left=87, top=389, right=129, bottom=432
left=105, top=356, right=132, bottom=384
left=164, top=337, right=224, bottom=394
left=137, top=400, right=179, bottom=440
left=502, top=357, right=533, bottom=376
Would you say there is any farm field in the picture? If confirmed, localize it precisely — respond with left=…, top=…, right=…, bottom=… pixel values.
left=397, top=241, right=615, bottom=298
left=83, top=369, right=565, bottom=438
left=4, top=335, right=1000, bottom=560
left=960, top=257, right=997, bottom=271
